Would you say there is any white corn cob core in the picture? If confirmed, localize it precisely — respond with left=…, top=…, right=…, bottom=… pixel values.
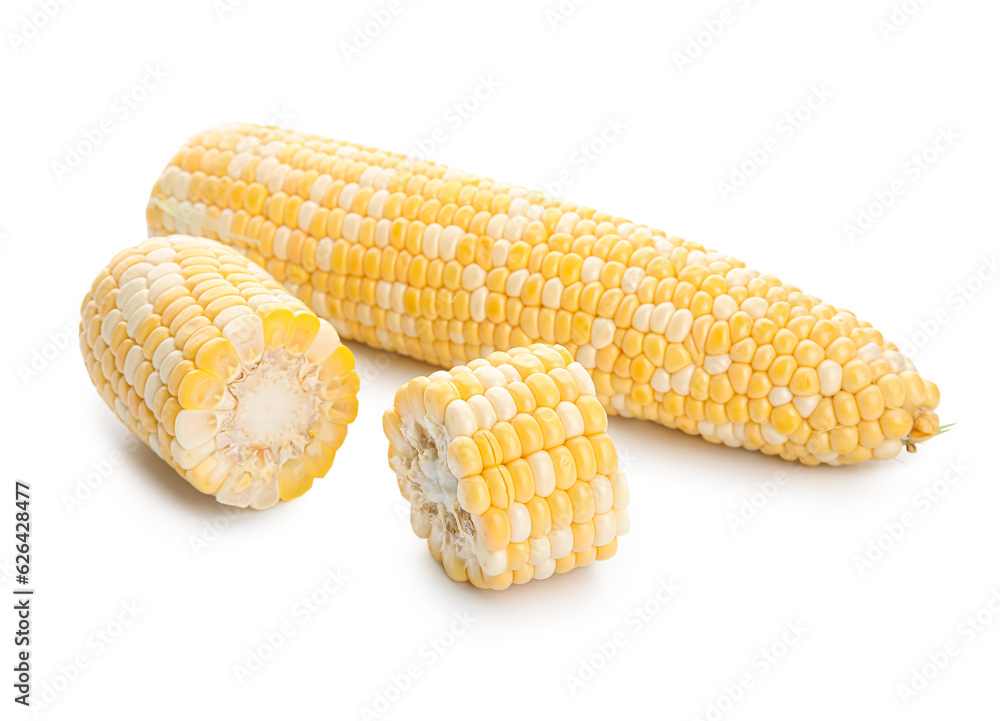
left=147, top=122, right=942, bottom=466
left=80, top=235, right=359, bottom=508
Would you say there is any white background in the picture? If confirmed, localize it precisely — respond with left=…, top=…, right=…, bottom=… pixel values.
left=2, top=0, right=998, bottom=718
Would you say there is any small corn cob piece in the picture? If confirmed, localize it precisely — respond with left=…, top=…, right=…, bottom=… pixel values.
left=384, top=344, right=629, bottom=590
left=148, top=122, right=942, bottom=466
left=79, top=235, right=359, bottom=508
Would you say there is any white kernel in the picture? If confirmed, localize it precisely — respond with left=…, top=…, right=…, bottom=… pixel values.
left=725, top=268, right=752, bottom=287
left=760, top=424, right=788, bottom=445
left=505, top=269, right=528, bottom=297
left=555, top=401, right=585, bottom=438
left=461, top=264, right=487, bottom=291
left=651, top=368, right=671, bottom=392
left=567, top=362, right=596, bottom=396
left=485, top=213, right=508, bottom=239
left=473, top=364, right=506, bottom=390
left=422, top=224, right=442, bottom=259
left=621, top=267, right=644, bottom=294
left=123, top=346, right=144, bottom=385
left=857, top=342, right=882, bottom=362
left=591, top=318, right=616, bottom=349
left=671, top=365, right=695, bottom=395
left=666, top=308, right=694, bottom=342
left=507, top=198, right=530, bottom=217
left=792, top=394, right=821, bottom=418
left=615, top=507, right=630, bottom=535
left=768, top=387, right=793, bottom=406
left=272, top=226, right=290, bottom=260
left=548, top=527, right=574, bottom=559
left=575, top=344, right=597, bottom=369
left=883, top=351, right=906, bottom=373
left=528, top=536, right=551, bottom=565
left=470, top=287, right=488, bottom=322
left=541, top=278, right=564, bottom=309
left=697, top=420, right=717, bottom=438
left=593, top=511, right=617, bottom=546
left=874, top=438, right=904, bottom=460
left=590, top=475, right=614, bottom=514
left=528, top=451, right=556, bottom=497
left=818, top=359, right=843, bottom=396
left=581, top=257, right=604, bottom=283
left=650, top=302, right=675, bottom=334
left=100, top=309, right=123, bottom=345
left=444, top=400, right=478, bottom=438
left=484, top=386, right=516, bottom=422
left=686, top=250, right=707, bottom=267
left=375, top=281, right=392, bottom=309
left=508, top=503, right=531, bottom=544
left=632, top=303, right=654, bottom=332
left=555, top=212, right=580, bottom=234
left=741, top=297, right=768, bottom=318
left=703, top=355, right=732, bottom=375
left=315, top=239, right=333, bottom=270
left=491, top=239, right=511, bottom=267
left=439, top=227, right=463, bottom=261
left=503, top=216, right=528, bottom=241
left=374, top=219, right=391, bottom=248
left=266, top=164, right=291, bottom=193
left=309, top=174, right=332, bottom=202
left=712, top=294, right=738, bottom=320
left=467, top=395, right=498, bottom=430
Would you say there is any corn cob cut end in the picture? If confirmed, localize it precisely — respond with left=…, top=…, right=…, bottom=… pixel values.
left=79, top=235, right=359, bottom=509
left=384, top=344, right=629, bottom=590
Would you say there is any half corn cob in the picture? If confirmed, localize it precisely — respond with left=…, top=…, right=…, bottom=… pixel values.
left=147, top=122, right=942, bottom=466
left=384, top=344, right=628, bottom=590
left=80, top=235, right=359, bottom=508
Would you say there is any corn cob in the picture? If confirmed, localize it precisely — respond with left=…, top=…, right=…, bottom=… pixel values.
left=384, top=344, right=628, bottom=590
left=147, top=122, right=941, bottom=466
left=79, top=235, right=359, bottom=508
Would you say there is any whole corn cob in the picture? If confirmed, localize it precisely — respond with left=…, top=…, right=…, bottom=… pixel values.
left=384, top=344, right=629, bottom=590
left=147, top=122, right=941, bottom=466
left=80, top=235, right=359, bottom=508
